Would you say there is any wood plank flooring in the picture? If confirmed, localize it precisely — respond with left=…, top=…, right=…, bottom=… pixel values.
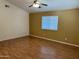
left=0, top=36, right=79, bottom=59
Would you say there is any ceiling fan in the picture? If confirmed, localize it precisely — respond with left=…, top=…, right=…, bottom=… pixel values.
left=29, top=0, right=48, bottom=8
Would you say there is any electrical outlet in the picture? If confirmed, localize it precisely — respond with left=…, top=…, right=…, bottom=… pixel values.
left=65, top=37, right=68, bottom=40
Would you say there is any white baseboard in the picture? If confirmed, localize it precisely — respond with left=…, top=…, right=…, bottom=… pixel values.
left=0, top=34, right=29, bottom=42
left=30, top=34, right=79, bottom=48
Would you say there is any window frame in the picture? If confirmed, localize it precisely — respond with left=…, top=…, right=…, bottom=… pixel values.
left=41, top=16, right=59, bottom=31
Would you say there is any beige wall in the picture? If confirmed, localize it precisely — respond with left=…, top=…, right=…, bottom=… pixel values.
left=29, top=9, right=79, bottom=45
left=0, top=0, right=29, bottom=41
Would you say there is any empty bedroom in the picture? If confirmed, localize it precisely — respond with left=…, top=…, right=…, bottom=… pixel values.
left=0, top=0, right=79, bottom=59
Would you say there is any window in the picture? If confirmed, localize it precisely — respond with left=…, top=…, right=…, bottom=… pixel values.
left=42, top=16, right=58, bottom=31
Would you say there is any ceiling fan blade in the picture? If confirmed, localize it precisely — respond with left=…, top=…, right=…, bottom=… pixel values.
left=29, top=5, right=33, bottom=7
left=39, top=6, right=41, bottom=8
left=34, top=0, right=37, bottom=3
left=41, top=3, right=48, bottom=6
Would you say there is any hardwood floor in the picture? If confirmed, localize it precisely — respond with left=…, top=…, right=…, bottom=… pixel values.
left=0, top=36, right=79, bottom=59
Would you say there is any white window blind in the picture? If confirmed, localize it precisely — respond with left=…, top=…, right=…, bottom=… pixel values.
left=42, top=16, right=58, bottom=31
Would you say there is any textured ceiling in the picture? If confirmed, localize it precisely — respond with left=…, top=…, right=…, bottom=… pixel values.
left=7, top=0, right=79, bottom=13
